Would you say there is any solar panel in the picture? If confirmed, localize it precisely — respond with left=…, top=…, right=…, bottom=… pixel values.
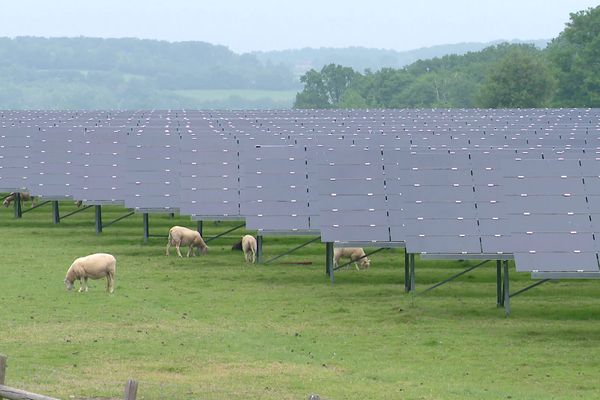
left=28, top=124, right=83, bottom=200
left=0, top=126, right=34, bottom=191
left=70, top=127, right=128, bottom=205
left=316, top=145, right=391, bottom=243
left=240, top=142, right=313, bottom=233
left=125, top=126, right=182, bottom=213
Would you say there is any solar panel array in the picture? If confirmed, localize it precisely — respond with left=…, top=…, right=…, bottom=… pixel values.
left=2, top=109, right=600, bottom=276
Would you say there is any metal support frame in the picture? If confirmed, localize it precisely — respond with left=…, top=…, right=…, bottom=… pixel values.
left=332, top=247, right=388, bottom=271
left=204, top=222, right=245, bottom=244
left=197, top=220, right=203, bottom=237
left=52, top=201, right=60, bottom=224
left=326, top=242, right=334, bottom=283
left=263, top=236, right=322, bottom=265
left=421, top=260, right=490, bottom=294
left=256, top=235, right=263, bottom=263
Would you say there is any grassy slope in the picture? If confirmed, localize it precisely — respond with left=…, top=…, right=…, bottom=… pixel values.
left=1, top=201, right=599, bottom=399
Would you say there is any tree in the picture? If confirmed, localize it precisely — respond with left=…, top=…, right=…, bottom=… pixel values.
left=294, top=64, right=358, bottom=108
left=477, top=46, right=555, bottom=108
left=546, top=6, right=600, bottom=107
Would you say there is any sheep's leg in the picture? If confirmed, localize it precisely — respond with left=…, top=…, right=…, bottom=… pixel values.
left=107, top=273, right=115, bottom=293
left=187, top=245, right=193, bottom=257
left=166, top=240, right=171, bottom=256
left=175, top=241, right=183, bottom=257
left=79, top=278, right=88, bottom=292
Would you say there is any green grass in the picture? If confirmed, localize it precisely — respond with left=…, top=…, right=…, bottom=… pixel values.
left=1, top=200, right=600, bottom=399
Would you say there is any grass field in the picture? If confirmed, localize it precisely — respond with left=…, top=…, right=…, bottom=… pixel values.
left=171, top=89, right=298, bottom=109
left=1, top=200, right=600, bottom=399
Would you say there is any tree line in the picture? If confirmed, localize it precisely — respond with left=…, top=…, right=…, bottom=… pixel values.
left=295, top=6, right=600, bottom=109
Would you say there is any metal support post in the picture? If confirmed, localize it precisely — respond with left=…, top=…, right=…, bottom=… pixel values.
left=197, top=220, right=203, bottom=237
left=409, top=253, right=416, bottom=292
left=95, top=205, right=103, bottom=234
left=14, top=192, right=22, bottom=218
left=503, top=260, right=510, bottom=317
left=404, top=251, right=410, bottom=292
left=325, top=242, right=334, bottom=283
left=52, top=201, right=60, bottom=224
left=256, top=235, right=263, bottom=264
left=143, top=213, right=149, bottom=243
left=496, top=260, right=502, bottom=307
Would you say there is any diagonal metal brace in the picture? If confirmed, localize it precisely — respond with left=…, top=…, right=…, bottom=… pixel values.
left=102, top=211, right=135, bottom=228
left=510, top=279, right=551, bottom=298
left=333, top=247, right=389, bottom=271
left=20, top=200, right=52, bottom=214
left=58, top=204, right=93, bottom=220
left=204, top=223, right=246, bottom=244
left=421, top=260, right=490, bottom=294
left=264, top=236, right=321, bottom=265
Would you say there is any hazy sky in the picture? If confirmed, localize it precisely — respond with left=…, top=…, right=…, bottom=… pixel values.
left=1, top=0, right=598, bottom=53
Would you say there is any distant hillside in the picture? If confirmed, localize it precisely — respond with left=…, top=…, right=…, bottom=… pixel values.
left=253, top=40, right=549, bottom=76
left=0, top=36, right=549, bottom=109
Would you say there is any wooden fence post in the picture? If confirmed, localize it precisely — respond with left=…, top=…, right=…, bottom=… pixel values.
left=123, top=380, right=138, bottom=400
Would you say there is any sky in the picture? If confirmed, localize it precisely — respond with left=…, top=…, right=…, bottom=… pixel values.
left=0, top=0, right=598, bottom=53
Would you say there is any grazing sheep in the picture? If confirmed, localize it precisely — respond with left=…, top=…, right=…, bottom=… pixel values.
left=241, top=235, right=257, bottom=263
left=2, top=192, right=35, bottom=208
left=231, top=239, right=243, bottom=251
left=64, top=253, right=116, bottom=293
left=166, top=225, right=208, bottom=257
left=333, top=247, right=371, bottom=270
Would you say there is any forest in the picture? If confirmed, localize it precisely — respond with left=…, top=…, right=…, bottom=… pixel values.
left=295, top=6, right=600, bottom=109
left=0, top=5, right=597, bottom=110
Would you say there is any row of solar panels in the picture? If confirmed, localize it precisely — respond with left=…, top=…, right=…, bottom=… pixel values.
left=2, top=109, right=600, bottom=276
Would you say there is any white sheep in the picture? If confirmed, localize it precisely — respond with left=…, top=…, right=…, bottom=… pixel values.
left=333, top=247, right=371, bottom=270
left=64, top=253, right=116, bottom=293
left=2, top=192, right=36, bottom=208
left=241, top=235, right=257, bottom=263
left=166, top=225, right=208, bottom=257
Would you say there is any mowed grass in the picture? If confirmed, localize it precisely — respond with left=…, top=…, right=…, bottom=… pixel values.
left=1, top=201, right=600, bottom=399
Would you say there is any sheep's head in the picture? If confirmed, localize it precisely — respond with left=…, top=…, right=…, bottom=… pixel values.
left=359, top=257, right=371, bottom=269
left=64, top=278, right=74, bottom=291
